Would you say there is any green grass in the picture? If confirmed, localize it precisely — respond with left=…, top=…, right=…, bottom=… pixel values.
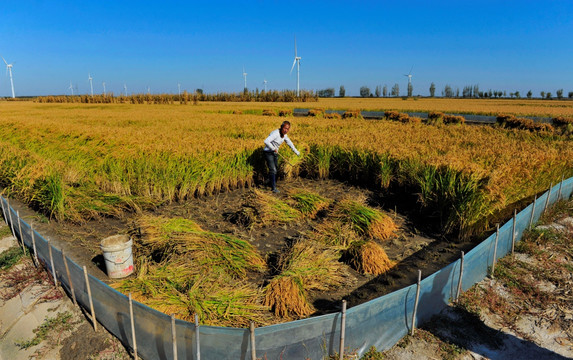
left=15, top=312, right=74, bottom=349
left=0, top=246, right=24, bottom=271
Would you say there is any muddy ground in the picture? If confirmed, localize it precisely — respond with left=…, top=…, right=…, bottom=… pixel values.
left=17, top=177, right=480, bottom=317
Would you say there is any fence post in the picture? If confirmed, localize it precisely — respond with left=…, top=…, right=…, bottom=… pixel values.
left=17, top=211, right=25, bottom=252
left=543, top=183, right=552, bottom=214
left=491, top=224, right=499, bottom=278
left=129, top=293, right=139, bottom=360
left=456, top=251, right=465, bottom=302
left=83, top=265, right=98, bottom=331
left=529, top=195, right=537, bottom=230
left=0, top=196, right=6, bottom=222
left=30, top=224, right=39, bottom=266
left=171, top=314, right=178, bottom=360
left=195, top=313, right=201, bottom=360
left=48, top=240, right=58, bottom=287
left=250, top=322, right=256, bottom=360
left=339, top=300, right=347, bottom=360
left=511, top=209, right=517, bottom=255
left=8, top=200, right=16, bottom=240
left=557, top=174, right=564, bottom=201
left=62, top=250, right=77, bottom=306
left=411, top=270, right=422, bottom=335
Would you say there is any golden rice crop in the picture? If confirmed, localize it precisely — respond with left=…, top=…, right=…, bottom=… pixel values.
left=346, top=240, right=395, bottom=275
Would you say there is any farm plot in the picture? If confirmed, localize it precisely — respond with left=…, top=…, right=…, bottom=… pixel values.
left=0, top=100, right=572, bottom=325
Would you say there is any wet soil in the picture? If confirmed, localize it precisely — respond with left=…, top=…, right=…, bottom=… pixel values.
left=12, top=177, right=480, bottom=317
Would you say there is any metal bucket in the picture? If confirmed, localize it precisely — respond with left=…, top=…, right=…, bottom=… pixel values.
left=100, top=235, right=134, bottom=278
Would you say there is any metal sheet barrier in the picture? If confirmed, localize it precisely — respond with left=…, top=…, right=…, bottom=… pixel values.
left=1, top=176, right=572, bottom=359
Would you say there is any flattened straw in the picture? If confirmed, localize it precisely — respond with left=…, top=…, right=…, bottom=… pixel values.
left=411, top=270, right=422, bottom=335
left=543, top=183, right=552, bottom=214
left=17, top=211, right=24, bottom=251
left=456, top=251, right=465, bottom=302
left=195, top=314, right=201, bottom=360
left=83, top=265, right=97, bottom=331
left=171, top=314, right=178, bottom=360
left=491, top=224, right=499, bottom=278
left=557, top=174, right=564, bottom=201
left=47, top=240, right=58, bottom=287
left=339, top=300, right=347, bottom=360
left=129, top=293, right=139, bottom=360
left=529, top=195, right=537, bottom=230
left=511, top=209, right=517, bottom=255
left=62, top=250, right=77, bottom=305
left=250, top=322, right=256, bottom=360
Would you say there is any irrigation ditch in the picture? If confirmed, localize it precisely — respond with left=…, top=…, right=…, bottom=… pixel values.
left=1, top=174, right=571, bottom=359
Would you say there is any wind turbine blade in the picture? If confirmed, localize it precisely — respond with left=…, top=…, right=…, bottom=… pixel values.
left=294, top=36, right=297, bottom=58
left=290, top=58, right=296, bottom=74
left=409, top=65, right=414, bottom=75
left=1, top=57, right=7, bottom=65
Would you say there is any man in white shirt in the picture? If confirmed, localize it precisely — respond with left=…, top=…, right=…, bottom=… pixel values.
left=263, top=121, right=300, bottom=193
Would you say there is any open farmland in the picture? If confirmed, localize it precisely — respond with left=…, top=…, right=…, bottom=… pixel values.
left=0, top=98, right=572, bottom=326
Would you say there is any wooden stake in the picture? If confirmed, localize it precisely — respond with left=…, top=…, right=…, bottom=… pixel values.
left=0, top=196, right=6, bottom=222
left=543, top=183, right=552, bottom=214
left=171, top=314, right=178, bottom=360
left=62, top=250, right=77, bottom=306
left=511, top=209, right=517, bottom=255
left=83, top=265, right=97, bottom=331
left=31, top=224, right=39, bottom=266
left=492, top=224, right=499, bottom=278
left=195, top=314, right=200, bottom=360
left=456, top=251, right=465, bottom=302
left=250, top=322, right=256, bottom=360
left=17, top=211, right=24, bottom=251
left=529, top=195, right=537, bottom=230
left=8, top=200, right=16, bottom=241
left=129, top=293, right=138, bottom=360
left=48, top=240, right=58, bottom=287
left=339, top=300, right=347, bottom=360
left=411, top=270, right=422, bottom=335
left=557, top=174, right=564, bottom=201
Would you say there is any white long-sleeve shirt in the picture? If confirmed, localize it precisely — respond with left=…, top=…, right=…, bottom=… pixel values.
left=263, top=129, right=300, bottom=156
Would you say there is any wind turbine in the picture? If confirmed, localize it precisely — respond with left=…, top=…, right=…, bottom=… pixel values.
left=242, top=66, right=247, bottom=91
left=102, top=81, right=106, bottom=96
left=178, top=83, right=181, bottom=97
left=290, top=36, right=301, bottom=97
left=263, top=79, right=268, bottom=92
left=123, top=83, right=128, bottom=96
left=2, top=57, right=15, bottom=98
left=88, top=73, right=94, bottom=96
left=147, top=86, right=150, bottom=95
left=404, top=65, right=413, bottom=96
left=68, top=81, right=74, bottom=96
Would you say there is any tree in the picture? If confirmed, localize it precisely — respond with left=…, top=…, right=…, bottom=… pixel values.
left=546, top=92, right=552, bottom=99
left=473, top=84, right=479, bottom=98
left=556, top=89, right=563, bottom=99
left=444, top=85, right=453, bottom=98
left=429, top=83, right=436, bottom=97
left=382, top=85, right=388, bottom=97
left=407, top=83, right=413, bottom=97
left=360, top=86, right=371, bottom=97
left=568, top=91, right=573, bottom=99
left=375, top=85, right=381, bottom=97
left=456, top=88, right=460, bottom=97
left=339, top=85, right=346, bottom=97
left=391, top=83, right=400, bottom=97
left=527, top=90, right=532, bottom=99
left=317, top=88, right=335, bottom=97
left=515, top=91, right=520, bottom=98
left=540, top=91, right=545, bottom=98
left=196, top=88, right=204, bottom=95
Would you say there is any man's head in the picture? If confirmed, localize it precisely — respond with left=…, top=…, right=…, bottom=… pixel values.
left=280, top=121, right=291, bottom=136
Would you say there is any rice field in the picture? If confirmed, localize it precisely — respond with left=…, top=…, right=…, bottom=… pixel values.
left=0, top=98, right=572, bottom=325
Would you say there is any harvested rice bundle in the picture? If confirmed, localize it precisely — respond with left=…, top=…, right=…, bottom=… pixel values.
left=289, top=188, right=331, bottom=218
left=134, top=215, right=266, bottom=277
left=306, top=220, right=359, bottom=250
left=333, top=198, right=397, bottom=240
left=233, top=189, right=301, bottom=227
left=346, top=240, right=395, bottom=275
left=264, top=240, right=346, bottom=318
left=117, top=265, right=270, bottom=327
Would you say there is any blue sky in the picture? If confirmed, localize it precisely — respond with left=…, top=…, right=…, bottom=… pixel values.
left=1, top=1, right=572, bottom=97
